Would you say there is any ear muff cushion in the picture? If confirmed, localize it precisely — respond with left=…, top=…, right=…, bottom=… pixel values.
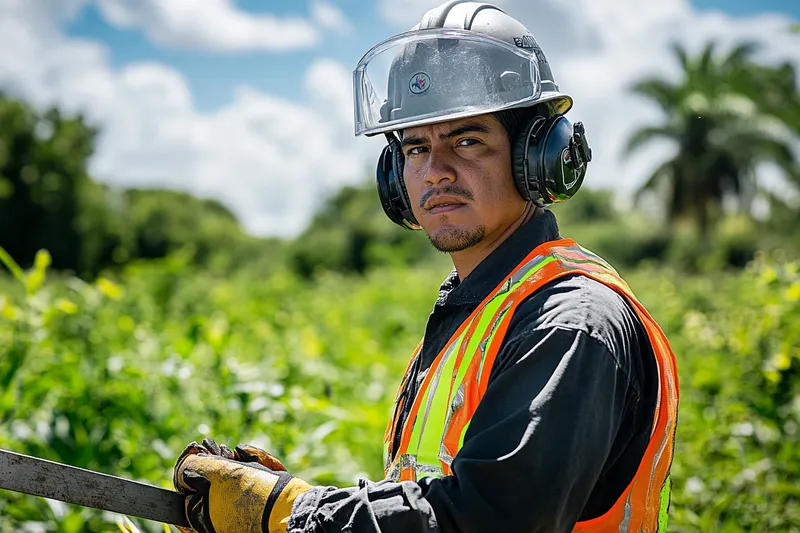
left=512, top=116, right=545, bottom=202
left=375, top=136, right=419, bottom=229
left=376, top=144, right=402, bottom=226
left=388, top=138, right=419, bottom=227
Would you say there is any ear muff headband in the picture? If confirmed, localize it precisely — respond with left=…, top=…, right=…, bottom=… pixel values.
left=375, top=116, right=592, bottom=230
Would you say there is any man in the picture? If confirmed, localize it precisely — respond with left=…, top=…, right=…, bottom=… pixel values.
left=171, top=2, right=679, bottom=532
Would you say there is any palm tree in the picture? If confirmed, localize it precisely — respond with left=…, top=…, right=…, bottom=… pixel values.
left=623, top=41, right=800, bottom=240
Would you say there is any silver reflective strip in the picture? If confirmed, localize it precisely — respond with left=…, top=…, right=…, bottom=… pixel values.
left=386, top=462, right=400, bottom=482
left=438, top=383, right=465, bottom=467
left=496, top=277, right=512, bottom=296
left=509, top=254, right=546, bottom=287
left=400, top=453, right=417, bottom=471
left=416, top=463, right=443, bottom=477
left=618, top=491, right=632, bottom=532
left=476, top=306, right=510, bottom=386
left=645, top=368, right=676, bottom=515
left=439, top=382, right=465, bottom=439
left=475, top=337, right=489, bottom=386
left=386, top=454, right=444, bottom=482
left=438, top=443, right=454, bottom=467
left=451, top=382, right=465, bottom=411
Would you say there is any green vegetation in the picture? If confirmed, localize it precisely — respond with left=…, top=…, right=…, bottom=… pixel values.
left=1, top=39, right=799, bottom=532
left=1, top=244, right=799, bottom=532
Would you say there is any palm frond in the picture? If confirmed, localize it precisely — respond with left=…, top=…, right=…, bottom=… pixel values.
left=670, top=41, right=690, bottom=72
left=622, top=124, right=681, bottom=159
left=629, top=78, right=682, bottom=110
left=698, top=41, right=718, bottom=75
left=723, top=41, right=760, bottom=68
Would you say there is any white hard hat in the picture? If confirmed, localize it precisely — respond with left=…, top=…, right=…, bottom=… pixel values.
left=354, top=0, right=573, bottom=137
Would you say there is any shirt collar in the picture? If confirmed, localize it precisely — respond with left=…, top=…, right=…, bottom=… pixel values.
left=435, top=209, right=561, bottom=307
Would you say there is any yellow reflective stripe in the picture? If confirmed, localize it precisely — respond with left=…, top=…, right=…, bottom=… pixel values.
left=417, top=291, right=511, bottom=468
left=411, top=257, right=554, bottom=468
left=657, top=476, right=672, bottom=532
left=415, top=339, right=463, bottom=468
left=407, top=333, right=464, bottom=456
left=431, top=296, right=512, bottom=467
left=453, top=257, right=558, bottom=452
left=438, top=255, right=558, bottom=461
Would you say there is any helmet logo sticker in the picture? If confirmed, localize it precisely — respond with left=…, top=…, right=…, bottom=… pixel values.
left=409, top=72, right=431, bottom=95
left=513, top=35, right=536, bottom=49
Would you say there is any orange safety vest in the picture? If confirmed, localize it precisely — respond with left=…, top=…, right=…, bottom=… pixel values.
left=383, top=238, right=679, bottom=532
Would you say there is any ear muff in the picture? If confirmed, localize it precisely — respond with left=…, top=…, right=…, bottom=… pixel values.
left=376, top=115, right=593, bottom=229
left=376, top=134, right=421, bottom=230
left=512, top=115, right=592, bottom=204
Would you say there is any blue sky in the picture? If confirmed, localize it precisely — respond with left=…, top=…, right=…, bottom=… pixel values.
left=63, top=0, right=800, bottom=112
left=2, top=0, right=798, bottom=236
left=64, top=1, right=391, bottom=111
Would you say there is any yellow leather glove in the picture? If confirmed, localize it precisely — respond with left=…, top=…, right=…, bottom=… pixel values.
left=173, top=438, right=312, bottom=533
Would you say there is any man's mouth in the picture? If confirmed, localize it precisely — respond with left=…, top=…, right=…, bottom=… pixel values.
left=424, top=195, right=467, bottom=214
left=429, top=203, right=465, bottom=214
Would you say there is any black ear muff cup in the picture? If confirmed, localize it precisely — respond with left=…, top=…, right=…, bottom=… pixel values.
left=512, top=116, right=546, bottom=203
left=546, top=116, right=587, bottom=201
left=511, top=114, right=590, bottom=205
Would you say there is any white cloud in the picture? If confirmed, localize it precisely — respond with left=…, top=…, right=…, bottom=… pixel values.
left=305, top=58, right=356, bottom=125
left=0, top=0, right=384, bottom=237
left=378, top=0, right=800, bottom=202
left=311, top=0, right=354, bottom=36
left=379, top=0, right=443, bottom=28
left=92, top=0, right=328, bottom=52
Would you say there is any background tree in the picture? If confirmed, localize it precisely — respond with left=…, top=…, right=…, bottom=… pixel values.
left=623, top=42, right=800, bottom=241
left=289, top=182, right=439, bottom=278
left=0, top=95, right=100, bottom=274
left=0, top=94, right=285, bottom=278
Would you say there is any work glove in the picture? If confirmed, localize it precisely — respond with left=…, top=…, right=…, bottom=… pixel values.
left=173, top=438, right=312, bottom=533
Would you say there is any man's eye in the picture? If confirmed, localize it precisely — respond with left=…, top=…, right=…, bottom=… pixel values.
left=457, top=138, right=479, bottom=147
left=405, top=146, right=427, bottom=156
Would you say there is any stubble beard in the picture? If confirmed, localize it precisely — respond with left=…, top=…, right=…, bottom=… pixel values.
left=427, top=219, right=488, bottom=253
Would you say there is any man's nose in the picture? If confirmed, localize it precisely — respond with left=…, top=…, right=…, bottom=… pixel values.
left=424, top=147, right=456, bottom=186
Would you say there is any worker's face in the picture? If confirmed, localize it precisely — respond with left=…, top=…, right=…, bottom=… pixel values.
left=400, top=114, right=526, bottom=253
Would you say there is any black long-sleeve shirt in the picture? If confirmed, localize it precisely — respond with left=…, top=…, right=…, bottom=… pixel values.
left=288, top=209, right=659, bottom=533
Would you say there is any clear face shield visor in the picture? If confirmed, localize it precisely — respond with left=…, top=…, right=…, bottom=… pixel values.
left=353, top=29, right=542, bottom=137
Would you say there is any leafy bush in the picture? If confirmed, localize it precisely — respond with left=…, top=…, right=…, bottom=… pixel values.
left=1, top=244, right=799, bottom=531
left=0, top=248, right=439, bottom=532
left=627, top=254, right=800, bottom=531
left=288, top=182, right=441, bottom=278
